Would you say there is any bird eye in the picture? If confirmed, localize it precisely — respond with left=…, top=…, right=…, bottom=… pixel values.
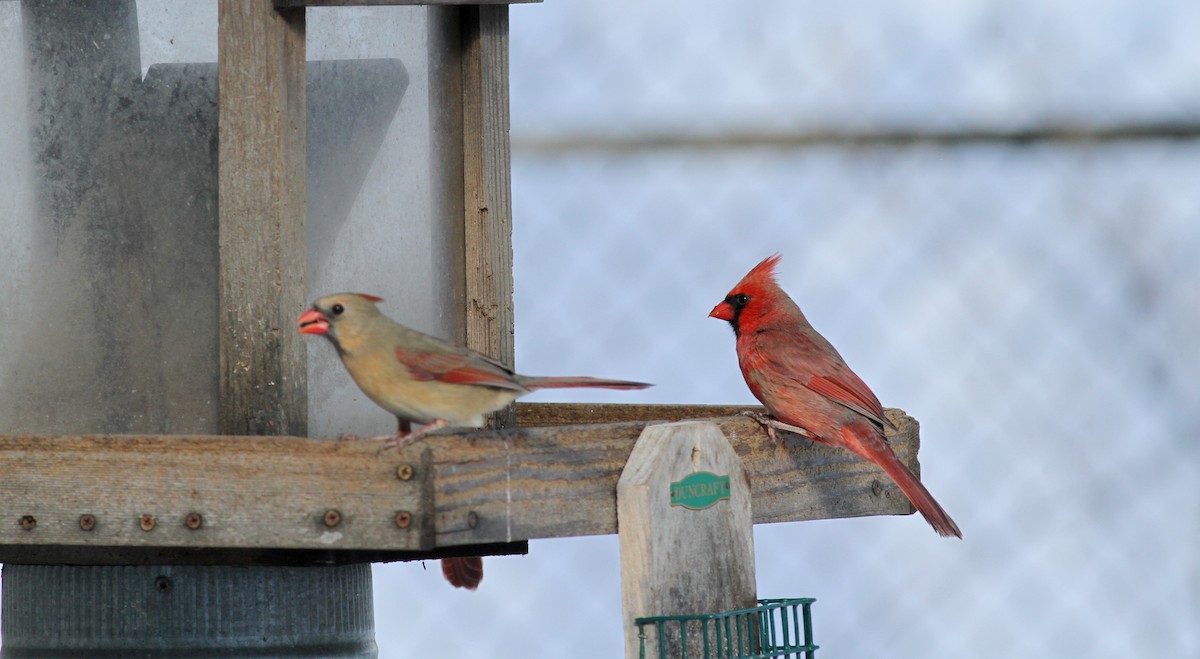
left=331, top=304, right=344, bottom=316
left=733, top=293, right=750, bottom=306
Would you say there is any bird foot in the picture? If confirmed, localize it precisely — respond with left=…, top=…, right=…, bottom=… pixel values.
left=738, top=410, right=816, bottom=445
left=375, top=419, right=449, bottom=455
left=337, top=433, right=361, bottom=442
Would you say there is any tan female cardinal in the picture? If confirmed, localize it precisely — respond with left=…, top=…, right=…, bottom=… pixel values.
left=709, top=255, right=961, bottom=538
left=298, top=292, right=653, bottom=588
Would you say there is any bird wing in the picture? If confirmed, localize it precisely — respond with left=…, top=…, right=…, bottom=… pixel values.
left=804, top=372, right=894, bottom=430
left=746, top=327, right=894, bottom=431
left=394, top=346, right=527, bottom=392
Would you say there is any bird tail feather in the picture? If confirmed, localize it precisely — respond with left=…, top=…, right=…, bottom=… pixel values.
left=520, top=376, right=651, bottom=390
left=851, top=428, right=963, bottom=538
left=441, top=556, right=484, bottom=590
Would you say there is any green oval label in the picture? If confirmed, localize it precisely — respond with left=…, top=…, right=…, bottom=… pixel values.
left=670, top=471, right=731, bottom=510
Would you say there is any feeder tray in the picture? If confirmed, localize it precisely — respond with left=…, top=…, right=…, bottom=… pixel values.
left=635, top=598, right=817, bottom=659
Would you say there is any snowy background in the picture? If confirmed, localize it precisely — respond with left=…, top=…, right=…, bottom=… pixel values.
left=0, top=1, right=1197, bottom=657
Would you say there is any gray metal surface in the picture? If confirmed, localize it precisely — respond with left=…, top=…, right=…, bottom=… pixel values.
left=2, top=564, right=377, bottom=658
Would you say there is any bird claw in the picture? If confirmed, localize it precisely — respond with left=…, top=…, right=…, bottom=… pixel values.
left=738, top=410, right=815, bottom=445
left=375, top=433, right=416, bottom=456
left=374, top=419, right=449, bottom=456
left=739, top=410, right=780, bottom=443
left=337, top=433, right=361, bottom=442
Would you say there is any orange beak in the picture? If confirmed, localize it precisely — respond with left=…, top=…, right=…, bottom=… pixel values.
left=298, top=308, right=330, bottom=335
left=709, top=301, right=734, bottom=321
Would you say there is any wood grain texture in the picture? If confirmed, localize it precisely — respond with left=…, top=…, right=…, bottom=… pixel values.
left=516, top=402, right=770, bottom=427
left=0, top=405, right=921, bottom=563
left=459, top=5, right=516, bottom=429
left=618, top=422, right=757, bottom=658
left=0, top=435, right=425, bottom=554
left=217, top=0, right=308, bottom=436
left=424, top=407, right=920, bottom=549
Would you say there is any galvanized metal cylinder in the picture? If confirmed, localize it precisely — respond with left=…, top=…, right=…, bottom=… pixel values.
left=1, top=564, right=376, bottom=658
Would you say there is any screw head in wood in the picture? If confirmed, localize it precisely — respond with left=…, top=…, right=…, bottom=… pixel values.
left=467, top=511, right=479, bottom=529
left=79, top=514, right=96, bottom=531
left=396, top=464, right=414, bottom=481
left=139, top=514, right=156, bottom=531
left=871, top=480, right=883, bottom=497
left=154, top=575, right=172, bottom=593
left=323, top=509, right=342, bottom=527
left=185, top=512, right=203, bottom=530
left=18, top=515, right=36, bottom=531
left=394, top=511, right=412, bottom=529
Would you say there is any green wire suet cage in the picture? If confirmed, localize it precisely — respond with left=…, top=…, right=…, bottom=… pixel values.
left=635, top=598, right=817, bottom=659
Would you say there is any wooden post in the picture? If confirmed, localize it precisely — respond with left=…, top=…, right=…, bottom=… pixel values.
left=217, top=0, right=308, bottom=436
left=425, top=4, right=514, bottom=427
left=618, top=421, right=757, bottom=659
left=459, top=4, right=515, bottom=428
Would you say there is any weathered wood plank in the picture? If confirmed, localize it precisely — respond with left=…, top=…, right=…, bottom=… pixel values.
left=619, top=422, right=757, bottom=658
left=217, top=0, right=308, bottom=436
left=516, top=402, right=766, bottom=427
left=0, top=435, right=426, bottom=553
left=427, top=408, right=920, bottom=548
left=459, top=4, right=516, bottom=429
left=0, top=406, right=921, bottom=562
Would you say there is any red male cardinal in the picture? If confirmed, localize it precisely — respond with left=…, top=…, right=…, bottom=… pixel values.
left=709, top=255, right=961, bottom=538
left=299, top=292, right=653, bottom=588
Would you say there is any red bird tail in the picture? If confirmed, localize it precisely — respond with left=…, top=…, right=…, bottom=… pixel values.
left=849, top=428, right=962, bottom=538
left=441, top=556, right=484, bottom=590
left=520, top=376, right=651, bottom=391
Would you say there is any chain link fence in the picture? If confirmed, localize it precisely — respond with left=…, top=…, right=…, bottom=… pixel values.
left=372, top=1, right=1199, bottom=657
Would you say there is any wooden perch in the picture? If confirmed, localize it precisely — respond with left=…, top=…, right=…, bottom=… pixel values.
left=0, top=404, right=921, bottom=566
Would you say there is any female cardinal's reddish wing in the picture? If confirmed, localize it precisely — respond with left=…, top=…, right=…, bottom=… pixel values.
left=434, top=368, right=525, bottom=389
left=394, top=348, right=526, bottom=391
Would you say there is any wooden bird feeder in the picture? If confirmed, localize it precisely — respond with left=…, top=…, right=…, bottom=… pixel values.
left=0, top=1, right=926, bottom=655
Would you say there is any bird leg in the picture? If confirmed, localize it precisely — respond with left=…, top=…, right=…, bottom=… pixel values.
left=739, top=410, right=817, bottom=444
left=376, top=418, right=447, bottom=454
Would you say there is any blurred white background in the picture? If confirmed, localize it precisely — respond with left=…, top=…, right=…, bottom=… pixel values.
left=1, top=1, right=1196, bottom=657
